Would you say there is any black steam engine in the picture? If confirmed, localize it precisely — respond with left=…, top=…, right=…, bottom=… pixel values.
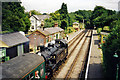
left=36, top=39, right=68, bottom=78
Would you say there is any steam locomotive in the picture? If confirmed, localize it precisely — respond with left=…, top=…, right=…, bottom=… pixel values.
left=1, top=39, right=68, bottom=79
left=37, top=39, right=68, bottom=78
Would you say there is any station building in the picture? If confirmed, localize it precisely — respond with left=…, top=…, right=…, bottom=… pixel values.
left=28, top=26, right=64, bottom=53
left=73, top=22, right=80, bottom=31
left=0, top=32, right=29, bottom=63
left=100, top=32, right=109, bottom=44
left=98, top=32, right=109, bottom=48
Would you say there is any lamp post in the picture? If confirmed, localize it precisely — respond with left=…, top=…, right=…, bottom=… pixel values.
left=113, top=53, right=119, bottom=80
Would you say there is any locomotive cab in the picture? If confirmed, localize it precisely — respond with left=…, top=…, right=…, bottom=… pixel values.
left=55, top=39, right=68, bottom=48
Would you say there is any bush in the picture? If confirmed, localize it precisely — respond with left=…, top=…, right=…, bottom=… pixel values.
left=103, top=26, right=110, bottom=31
left=97, top=28, right=102, bottom=34
left=102, top=20, right=120, bottom=79
left=66, top=27, right=76, bottom=34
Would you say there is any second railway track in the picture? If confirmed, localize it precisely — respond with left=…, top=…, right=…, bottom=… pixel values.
left=54, top=30, right=92, bottom=79
left=65, top=30, right=92, bottom=79
left=52, top=30, right=86, bottom=78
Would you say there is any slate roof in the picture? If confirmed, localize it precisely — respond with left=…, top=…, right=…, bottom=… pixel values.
left=37, top=27, right=64, bottom=36
left=33, top=15, right=50, bottom=20
left=1, top=53, right=44, bottom=79
left=0, top=32, right=29, bottom=47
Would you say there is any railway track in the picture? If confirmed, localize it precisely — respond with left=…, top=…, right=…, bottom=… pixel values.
left=67, top=30, right=84, bottom=47
left=54, top=30, right=91, bottom=79
left=65, top=30, right=92, bottom=79
left=52, top=30, right=87, bottom=78
left=67, top=30, right=87, bottom=58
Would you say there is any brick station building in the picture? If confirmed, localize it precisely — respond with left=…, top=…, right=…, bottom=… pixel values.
left=28, top=26, right=64, bottom=52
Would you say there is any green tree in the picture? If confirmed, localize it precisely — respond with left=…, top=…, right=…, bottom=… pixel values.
left=109, top=12, right=120, bottom=30
left=59, top=3, right=68, bottom=18
left=71, top=10, right=92, bottom=28
left=44, top=18, right=55, bottom=28
left=59, top=3, right=69, bottom=29
left=50, top=10, right=60, bottom=20
left=2, top=2, right=31, bottom=33
left=75, top=14, right=83, bottom=23
left=29, top=10, right=41, bottom=15
left=91, top=6, right=116, bottom=29
left=61, top=20, right=67, bottom=30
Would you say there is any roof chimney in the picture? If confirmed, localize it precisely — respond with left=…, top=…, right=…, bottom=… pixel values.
left=54, top=22, right=58, bottom=27
left=29, top=11, right=31, bottom=17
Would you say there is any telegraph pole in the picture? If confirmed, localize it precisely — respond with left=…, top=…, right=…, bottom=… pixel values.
left=83, top=19, right=84, bottom=29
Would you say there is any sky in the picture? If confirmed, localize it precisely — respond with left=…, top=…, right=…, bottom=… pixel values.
left=21, top=0, right=120, bottom=13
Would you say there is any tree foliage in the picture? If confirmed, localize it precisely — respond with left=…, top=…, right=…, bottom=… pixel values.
left=69, top=10, right=92, bottom=28
left=91, top=6, right=116, bottom=29
left=44, top=3, right=69, bottom=30
left=29, top=10, right=41, bottom=16
left=102, top=20, right=120, bottom=79
left=59, top=3, right=69, bottom=29
left=2, top=2, right=31, bottom=33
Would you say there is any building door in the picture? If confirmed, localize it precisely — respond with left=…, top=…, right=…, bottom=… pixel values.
left=56, top=34, right=58, bottom=39
left=0, top=48, right=6, bottom=62
left=17, top=44, right=24, bottom=56
left=40, top=39, right=44, bottom=45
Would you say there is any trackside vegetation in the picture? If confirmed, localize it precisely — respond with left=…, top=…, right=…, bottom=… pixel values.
left=102, top=13, right=120, bottom=79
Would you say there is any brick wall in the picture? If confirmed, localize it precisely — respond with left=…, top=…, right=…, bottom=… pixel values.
left=29, top=31, right=46, bottom=49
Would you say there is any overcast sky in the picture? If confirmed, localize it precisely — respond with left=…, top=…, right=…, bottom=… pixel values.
left=21, top=0, right=120, bottom=13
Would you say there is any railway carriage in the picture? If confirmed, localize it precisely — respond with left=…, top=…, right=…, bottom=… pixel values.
left=1, top=53, right=45, bottom=80
left=1, top=39, right=68, bottom=79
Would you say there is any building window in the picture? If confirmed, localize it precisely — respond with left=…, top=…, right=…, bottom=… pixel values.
left=40, top=68, right=44, bottom=77
left=31, top=20, right=34, bottom=23
left=0, top=48, right=7, bottom=63
left=56, top=34, right=58, bottom=39
left=76, top=24, right=78, bottom=26
left=46, top=38, right=49, bottom=43
left=17, top=44, right=24, bottom=56
left=35, top=71, right=40, bottom=79
left=26, top=73, right=34, bottom=80
left=0, top=48, right=6, bottom=58
left=40, top=39, right=44, bottom=45
left=32, top=26, right=34, bottom=29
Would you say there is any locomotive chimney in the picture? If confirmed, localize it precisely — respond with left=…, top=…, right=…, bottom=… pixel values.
left=43, top=27, right=45, bottom=31
left=54, top=22, right=58, bottom=27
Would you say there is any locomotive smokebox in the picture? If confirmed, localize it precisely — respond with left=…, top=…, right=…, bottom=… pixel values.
left=40, top=45, right=45, bottom=52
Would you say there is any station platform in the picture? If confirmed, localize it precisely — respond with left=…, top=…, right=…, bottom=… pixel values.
left=86, top=30, right=105, bottom=80
left=65, top=30, right=83, bottom=42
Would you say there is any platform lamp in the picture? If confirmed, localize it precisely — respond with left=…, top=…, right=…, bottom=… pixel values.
left=113, top=52, right=119, bottom=80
